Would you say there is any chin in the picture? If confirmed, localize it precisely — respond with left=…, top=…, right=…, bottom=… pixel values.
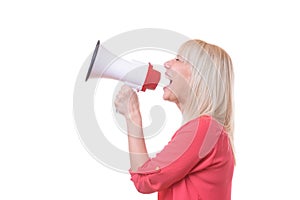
left=163, top=95, right=170, bottom=101
left=162, top=91, right=169, bottom=101
left=163, top=87, right=176, bottom=102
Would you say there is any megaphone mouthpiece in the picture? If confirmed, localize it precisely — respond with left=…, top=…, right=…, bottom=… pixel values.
left=141, top=63, right=161, bottom=92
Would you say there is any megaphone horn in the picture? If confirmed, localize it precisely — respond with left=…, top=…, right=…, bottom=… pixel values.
left=85, top=40, right=161, bottom=92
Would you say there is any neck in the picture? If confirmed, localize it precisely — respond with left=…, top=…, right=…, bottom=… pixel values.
left=176, top=99, right=186, bottom=114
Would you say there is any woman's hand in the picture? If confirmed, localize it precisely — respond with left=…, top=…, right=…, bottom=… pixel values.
left=115, top=85, right=148, bottom=171
left=114, top=85, right=140, bottom=120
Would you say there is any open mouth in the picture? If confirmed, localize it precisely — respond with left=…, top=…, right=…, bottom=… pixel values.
left=165, top=73, right=173, bottom=86
left=165, top=78, right=173, bottom=87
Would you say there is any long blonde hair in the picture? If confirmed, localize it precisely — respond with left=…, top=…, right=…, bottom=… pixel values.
left=178, top=39, right=235, bottom=153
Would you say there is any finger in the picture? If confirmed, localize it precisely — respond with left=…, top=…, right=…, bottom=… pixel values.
left=115, top=93, right=121, bottom=101
left=121, top=84, right=133, bottom=94
left=121, top=84, right=130, bottom=90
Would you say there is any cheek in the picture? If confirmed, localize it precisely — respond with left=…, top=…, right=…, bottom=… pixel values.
left=183, top=66, right=192, bottom=81
left=179, top=63, right=192, bottom=81
left=169, top=77, right=191, bottom=103
left=173, top=73, right=191, bottom=92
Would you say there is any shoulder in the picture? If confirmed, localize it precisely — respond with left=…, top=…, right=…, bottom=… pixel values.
left=176, top=115, right=218, bottom=136
left=175, top=115, right=225, bottom=159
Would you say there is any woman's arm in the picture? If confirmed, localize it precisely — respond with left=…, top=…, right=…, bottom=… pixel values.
left=114, top=85, right=149, bottom=171
left=129, top=116, right=224, bottom=194
left=125, top=110, right=149, bottom=171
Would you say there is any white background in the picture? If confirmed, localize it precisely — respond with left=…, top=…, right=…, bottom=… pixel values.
left=1, top=0, right=300, bottom=199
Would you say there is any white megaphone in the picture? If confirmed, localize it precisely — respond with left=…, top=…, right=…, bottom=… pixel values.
left=85, top=40, right=161, bottom=92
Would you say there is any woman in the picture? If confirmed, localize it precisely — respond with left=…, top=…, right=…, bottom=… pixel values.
left=114, top=39, right=235, bottom=200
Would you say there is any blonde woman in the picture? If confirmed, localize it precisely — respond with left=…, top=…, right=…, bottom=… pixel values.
left=114, top=39, right=235, bottom=200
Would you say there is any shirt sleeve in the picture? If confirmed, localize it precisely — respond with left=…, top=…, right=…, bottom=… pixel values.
left=129, top=115, right=223, bottom=194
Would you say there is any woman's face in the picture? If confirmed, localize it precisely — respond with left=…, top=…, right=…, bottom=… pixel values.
left=163, top=56, right=192, bottom=108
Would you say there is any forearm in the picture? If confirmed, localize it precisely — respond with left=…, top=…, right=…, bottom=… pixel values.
left=126, top=110, right=149, bottom=172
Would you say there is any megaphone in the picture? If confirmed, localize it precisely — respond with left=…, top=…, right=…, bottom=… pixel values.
left=85, top=40, right=161, bottom=92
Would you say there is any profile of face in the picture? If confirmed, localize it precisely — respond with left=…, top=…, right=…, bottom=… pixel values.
left=163, top=56, right=192, bottom=109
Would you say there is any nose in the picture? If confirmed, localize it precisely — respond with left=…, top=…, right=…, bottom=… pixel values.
left=164, top=59, right=172, bottom=69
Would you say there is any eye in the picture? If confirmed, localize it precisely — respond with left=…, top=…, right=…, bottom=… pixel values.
left=175, top=57, right=184, bottom=62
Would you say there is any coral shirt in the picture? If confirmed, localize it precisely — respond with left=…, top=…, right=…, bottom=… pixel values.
left=129, top=115, right=234, bottom=200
